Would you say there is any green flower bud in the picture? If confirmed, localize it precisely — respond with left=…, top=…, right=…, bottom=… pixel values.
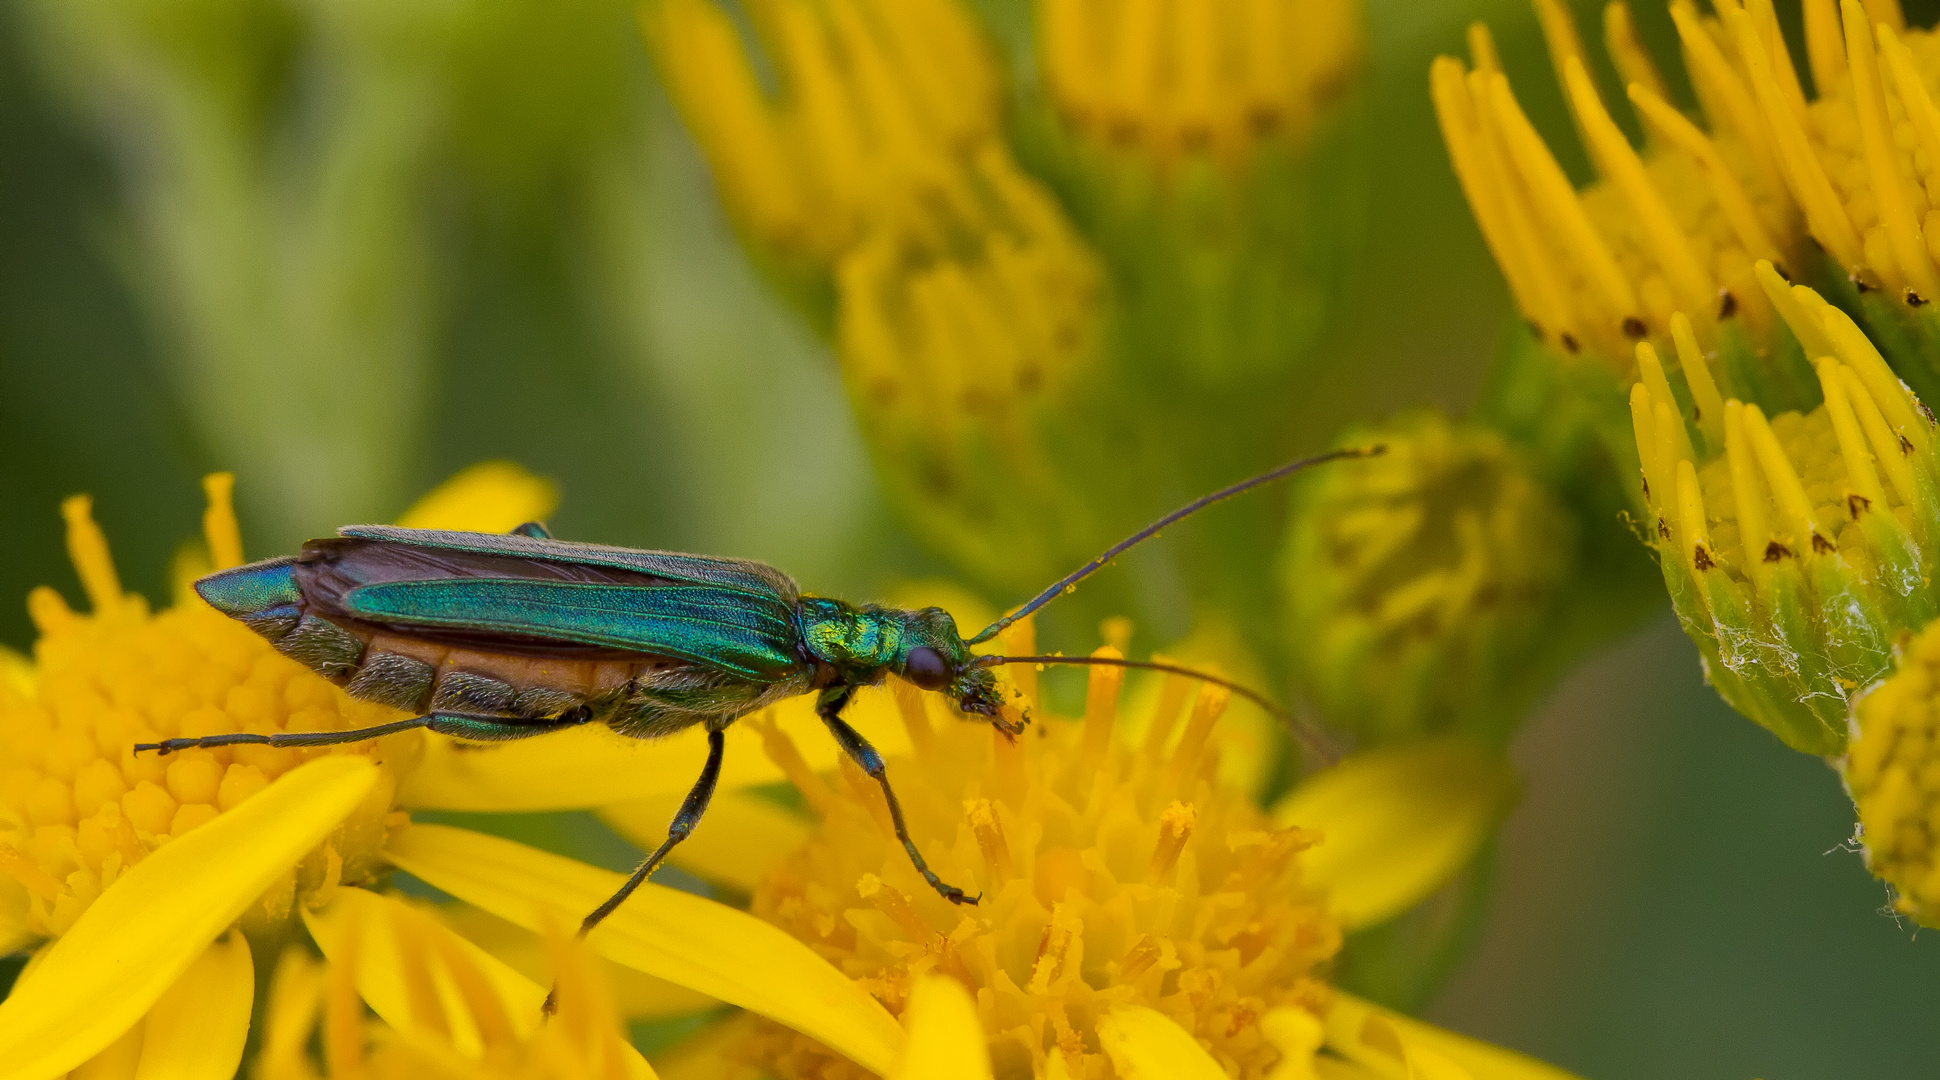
left=1282, top=410, right=1574, bottom=746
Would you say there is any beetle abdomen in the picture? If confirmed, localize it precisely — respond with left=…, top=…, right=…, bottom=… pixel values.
left=196, top=556, right=671, bottom=722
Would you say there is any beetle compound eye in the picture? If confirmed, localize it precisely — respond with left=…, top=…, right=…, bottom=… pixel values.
left=904, top=646, right=951, bottom=690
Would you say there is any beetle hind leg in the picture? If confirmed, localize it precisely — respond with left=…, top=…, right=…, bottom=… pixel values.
left=134, top=709, right=592, bottom=755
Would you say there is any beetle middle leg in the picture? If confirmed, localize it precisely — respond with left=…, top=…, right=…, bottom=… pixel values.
left=817, top=685, right=979, bottom=906
left=544, top=726, right=726, bottom=1015
left=134, top=708, right=594, bottom=755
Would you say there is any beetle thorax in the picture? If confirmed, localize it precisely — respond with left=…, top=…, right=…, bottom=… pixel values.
left=797, top=597, right=907, bottom=682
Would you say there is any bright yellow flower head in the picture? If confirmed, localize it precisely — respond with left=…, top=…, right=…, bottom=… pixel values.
left=1038, top=0, right=1363, bottom=166
left=739, top=663, right=1335, bottom=1077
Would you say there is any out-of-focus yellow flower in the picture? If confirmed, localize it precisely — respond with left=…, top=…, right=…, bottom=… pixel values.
left=647, top=0, right=1002, bottom=265
left=1283, top=411, right=1575, bottom=746
left=1846, top=617, right=1940, bottom=927
left=1038, top=0, right=1361, bottom=167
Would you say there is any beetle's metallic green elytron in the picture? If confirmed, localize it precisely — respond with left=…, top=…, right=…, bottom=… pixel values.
left=137, top=448, right=1376, bottom=940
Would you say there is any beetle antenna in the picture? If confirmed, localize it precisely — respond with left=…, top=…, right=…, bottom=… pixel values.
left=972, top=653, right=1338, bottom=764
left=965, top=446, right=1384, bottom=647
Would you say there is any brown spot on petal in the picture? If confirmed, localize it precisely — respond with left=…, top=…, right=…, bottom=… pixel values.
left=1812, top=532, right=1836, bottom=554
left=1765, top=541, right=1794, bottom=562
left=1849, top=493, right=1872, bottom=519
left=1693, top=544, right=1714, bottom=572
left=1622, top=317, right=1648, bottom=339
left=1718, top=290, right=1738, bottom=319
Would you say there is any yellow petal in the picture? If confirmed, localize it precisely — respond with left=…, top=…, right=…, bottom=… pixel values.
left=893, top=975, right=991, bottom=1080
left=303, top=886, right=543, bottom=1049
left=1271, top=739, right=1515, bottom=930
left=1325, top=993, right=1582, bottom=1080
left=134, top=931, right=254, bottom=1080
left=394, top=462, right=558, bottom=533
left=401, top=687, right=911, bottom=812
left=0, top=756, right=377, bottom=1080
left=1097, top=1006, right=1228, bottom=1080
left=439, top=904, right=715, bottom=1020
left=385, top=824, right=904, bottom=1075
left=599, top=791, right=811, bottom=894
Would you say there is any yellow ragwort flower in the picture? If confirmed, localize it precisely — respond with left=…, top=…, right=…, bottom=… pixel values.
left=653, top=621, right=1520, bottom=1080
left=1846, top=617, right=1940, bottom=927
left=1629, top=269, right=1940, bottom=755
left=1038, top=0, right=1362, bottom=166
left=377, top=615, right=1538, bottom=1079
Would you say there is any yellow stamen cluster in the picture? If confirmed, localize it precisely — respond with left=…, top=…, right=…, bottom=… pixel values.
left=1039, top=0, right=1362, bottom=166
left=1846, top=617, right=1940, bottom=926
left=0, top=480, right=404, bottom=938
left=736, top=626, right=1339, bottom=1079
left=1282, top=410, right=1574, bottom=746
left=1630, top=271, right=1940, bottom=754
left=649, top=0, right=1000, bottom=263
left=1435, top=2, right=1806, bottom=368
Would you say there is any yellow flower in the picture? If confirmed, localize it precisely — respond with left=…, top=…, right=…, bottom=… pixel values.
left=1846, top=616, right=1940, bottom=927
left=1629, top=270, right=1940, bottom=755
left=387, top=614, right=1539, bottom=1079
left=1037, top=0, right=1362, bottom=167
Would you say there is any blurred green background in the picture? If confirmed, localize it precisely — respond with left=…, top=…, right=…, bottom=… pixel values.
left=2, top=0, right=1935, bottom=1075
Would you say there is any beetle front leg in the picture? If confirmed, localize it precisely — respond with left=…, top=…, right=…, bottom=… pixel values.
left=816, top=685, right=979, bottom=906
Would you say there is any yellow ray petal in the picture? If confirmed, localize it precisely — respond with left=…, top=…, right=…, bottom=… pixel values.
left=1327, top=992, right=1583, bottom=1080
left=134, top=931, right=254, bottom=1080
left=303, top=886, right=543, bottom=1048
left=438, top=904, right=715, bottom=1021
left=384, top=823, right=905, bottom=1076
left=0, top=756, right=377, bottom=1080
left=600, top=791, right=811, bottom=894
left=1270, top=740, right=1516, bottom=930
left=401, top=688, right=912, bottom=811
left=394, top=461, right=559, bottom=533
left=1097, top=1005, right=1228, bottom=1080
left=893, top=975, right=992, bottom=1080
left=0, top=875, right=28, bottom=957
